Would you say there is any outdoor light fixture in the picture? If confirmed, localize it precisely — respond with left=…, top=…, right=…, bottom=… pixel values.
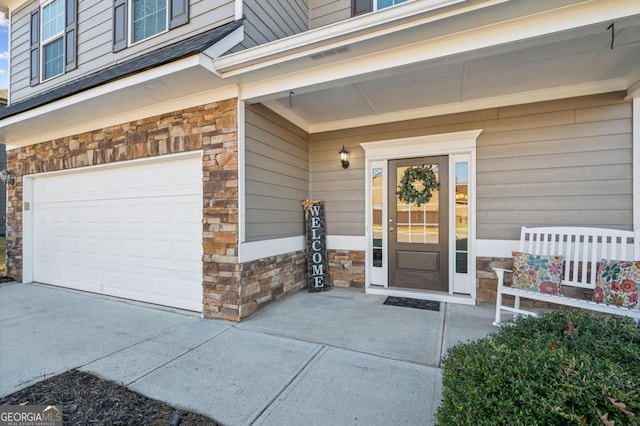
left=0, top=169, right=14, bottom=186
left=339, top=146, right=349, bottom=169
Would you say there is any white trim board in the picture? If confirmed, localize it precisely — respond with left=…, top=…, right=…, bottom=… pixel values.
left=239, top=237, right=629, bottom=266
left=238, top=235, right=365, bottom=263
left=238, top=236, right=305, bottom=263
left=360, top=130, right=482, bottom=160
left=238, top=99, right=246, bottom=244
left=476, top=239, right=519, bottom=259
left=634, top=97, right=640, bottom=231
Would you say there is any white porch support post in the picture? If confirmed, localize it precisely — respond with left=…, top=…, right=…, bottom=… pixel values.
left=634, top=97, right=640, bottom=233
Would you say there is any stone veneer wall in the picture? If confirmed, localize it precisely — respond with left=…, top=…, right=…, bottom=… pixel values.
left=237, top=251, right=307, bottom=317
left=7, top=100, right=237, bottom=320
left=327, top=250, right=365, bottom=288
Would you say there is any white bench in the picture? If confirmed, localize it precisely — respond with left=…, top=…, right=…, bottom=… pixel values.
left=493, top=226, right=640, bottom=326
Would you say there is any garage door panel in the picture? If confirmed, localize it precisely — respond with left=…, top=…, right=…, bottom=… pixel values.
left=103, top=205, right=123, bottom=223
left=66, top=265, right=84, bottom=288
left=151, top=240, right=173, bottom=261
left=67, top=238, right=81, bottom=254
left=32, top=155, right=203, bottom=312
left=103, top=238, right=123, bottom=256
left=84, top=237, right=102, bottom=255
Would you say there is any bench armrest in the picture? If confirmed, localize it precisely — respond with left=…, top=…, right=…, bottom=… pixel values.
left=493, top=268, right=512, bottom=287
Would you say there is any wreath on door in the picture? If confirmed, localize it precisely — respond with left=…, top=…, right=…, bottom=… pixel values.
left=397, top=165, right=440, bottom=207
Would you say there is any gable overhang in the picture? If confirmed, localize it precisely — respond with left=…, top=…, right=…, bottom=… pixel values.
left=211, top=0, right=640, bottom=133
left=0, top=57, right=239, bottom=148
left=0, top=22, right=244, bottom=148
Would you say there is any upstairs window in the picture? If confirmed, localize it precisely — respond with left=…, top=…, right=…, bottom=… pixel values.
left=376, top=0, right=409, bottom=9
left=30, top=0, right=77, bottom=86
left=41, top=0, right=65, bottom=80
left=113, top=0, right=189, bottom=52
left=352, top=0, right=410, bottom=16
left=132, top=0, right=167, bottom=43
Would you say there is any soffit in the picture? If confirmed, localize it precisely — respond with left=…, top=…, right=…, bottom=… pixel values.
left=223, top=0, right=640, bottom=132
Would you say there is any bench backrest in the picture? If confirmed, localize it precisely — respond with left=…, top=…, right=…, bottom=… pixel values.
left=519, top=226, right=639, bottom=289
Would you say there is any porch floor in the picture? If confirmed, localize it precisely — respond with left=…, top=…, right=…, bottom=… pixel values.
left=1, top=283, right=502, bottom=425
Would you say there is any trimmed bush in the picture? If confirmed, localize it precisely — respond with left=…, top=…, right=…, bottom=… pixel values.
left=436, top=311, right=640, bottom=425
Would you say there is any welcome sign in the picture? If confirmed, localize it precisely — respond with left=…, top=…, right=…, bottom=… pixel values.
left=301, top=200, right=327, bottom=292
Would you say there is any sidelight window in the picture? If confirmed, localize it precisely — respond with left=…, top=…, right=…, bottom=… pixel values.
left=455, top=162, right=469, bottom=274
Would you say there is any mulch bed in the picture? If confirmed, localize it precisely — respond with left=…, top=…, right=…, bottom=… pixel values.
left=0, top=369, right=219, bottom=425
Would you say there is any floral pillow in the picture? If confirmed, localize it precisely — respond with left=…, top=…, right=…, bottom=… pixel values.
left=593, top=260, right=639, bottom=309
left=511, top=251, right=563, bottom=295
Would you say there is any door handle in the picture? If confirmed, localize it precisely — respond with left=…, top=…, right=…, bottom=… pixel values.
left=389, top=227, right=394, bottom=232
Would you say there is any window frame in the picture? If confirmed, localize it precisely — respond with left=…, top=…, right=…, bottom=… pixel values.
left=113, top=0, right=189, bottom=53
left=374, top=0, right=410, bottom=11
left=352, top=0, right=412, bottom=17
left=40, top=0, right=65, bottom=82
left=128, top=0, right=170, bottom=46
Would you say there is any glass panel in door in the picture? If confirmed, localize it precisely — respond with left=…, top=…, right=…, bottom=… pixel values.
left=389, top=156, right=448, bottom=291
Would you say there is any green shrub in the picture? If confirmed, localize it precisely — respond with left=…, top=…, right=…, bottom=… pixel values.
left=436, top=311, right=640, bottom=425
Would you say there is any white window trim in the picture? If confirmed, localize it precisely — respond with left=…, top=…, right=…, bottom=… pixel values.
left=128, top=0, right=170, bottom=47
left=360, top=129, right=481, bottom=302
left=40, top=0, right=65, bottom=82
left=451, top=153, right=472, bottom=294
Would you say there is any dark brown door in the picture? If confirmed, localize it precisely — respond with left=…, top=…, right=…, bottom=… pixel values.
left=389, top=156, right=448, bottom=291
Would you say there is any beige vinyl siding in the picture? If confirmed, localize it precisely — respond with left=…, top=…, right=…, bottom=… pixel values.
left=237, top=0, right=309, bottom=50
left=309, top=0, right=351, bottom=29
left=10, top=0, right=235, bottom=103
left=245, top=104, right=310, bottom=242
left=309, top=140, right=365, bottom=236
left=309, top=92, right=632, bottom=239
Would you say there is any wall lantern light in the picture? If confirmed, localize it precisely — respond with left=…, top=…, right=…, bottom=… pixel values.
left=339, top=146, right=349, bottom=169
left=0, top=169, right=14, bottom=186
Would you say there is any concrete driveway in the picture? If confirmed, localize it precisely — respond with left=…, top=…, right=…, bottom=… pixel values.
left=0, top=282, right=497, bottom=425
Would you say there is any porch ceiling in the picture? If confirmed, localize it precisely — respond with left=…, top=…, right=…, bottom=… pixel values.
left=258, top=14, right=640, bottom=133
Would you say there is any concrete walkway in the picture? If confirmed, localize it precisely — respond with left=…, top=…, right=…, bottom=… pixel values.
left=0, top=283, right=498, bottom=425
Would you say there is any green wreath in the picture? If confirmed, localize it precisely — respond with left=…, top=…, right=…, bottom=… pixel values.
left=397, top=165, right=440, bottom=207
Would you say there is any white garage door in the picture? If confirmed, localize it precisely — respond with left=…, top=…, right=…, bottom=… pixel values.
left=32, top=154, right=203, bottom=312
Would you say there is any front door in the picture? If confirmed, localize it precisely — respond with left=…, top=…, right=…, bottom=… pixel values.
left=388, top=156, right=448, bottom=291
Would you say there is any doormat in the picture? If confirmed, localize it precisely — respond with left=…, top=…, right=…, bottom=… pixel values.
left=383, top=296, right=440, bottom=312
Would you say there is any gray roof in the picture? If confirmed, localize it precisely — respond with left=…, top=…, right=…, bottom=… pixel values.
left=0, top=20, right=243, bottom=120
